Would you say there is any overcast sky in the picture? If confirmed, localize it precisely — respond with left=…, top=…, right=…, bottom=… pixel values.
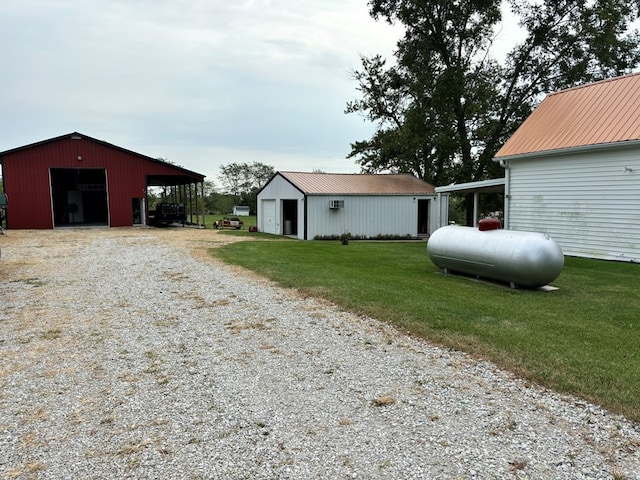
left=0, top=1, right=522, bottom=185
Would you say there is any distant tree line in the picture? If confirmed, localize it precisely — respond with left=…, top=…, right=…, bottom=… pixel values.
left=214, top=162, right=275, bottom=214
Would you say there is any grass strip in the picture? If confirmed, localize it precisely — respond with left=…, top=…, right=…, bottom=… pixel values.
left=213, top=237, right=640, bottom=422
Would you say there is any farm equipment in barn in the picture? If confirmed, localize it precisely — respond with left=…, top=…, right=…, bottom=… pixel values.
left=149, top=203, right=186, bottom=226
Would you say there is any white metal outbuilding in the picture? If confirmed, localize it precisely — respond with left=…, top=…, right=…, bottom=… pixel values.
left=256, top=172, right=438, bottom=240
left=232, top=206, right=250, bottom=216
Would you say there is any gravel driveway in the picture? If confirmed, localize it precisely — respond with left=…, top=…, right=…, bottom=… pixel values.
left=1, top=228, right=639, bottom=479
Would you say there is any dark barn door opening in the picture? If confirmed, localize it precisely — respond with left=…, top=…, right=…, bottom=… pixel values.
left=282, top=199, right=298, bottom=236
left=418, top=199, right=429, bottom=236
left=50, top=168, right=108, bottom=227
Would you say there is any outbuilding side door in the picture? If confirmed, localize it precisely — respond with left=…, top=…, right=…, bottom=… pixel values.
left=418, top=199, right=430, bottom=235
left=282, top=199, right=297, bottom=236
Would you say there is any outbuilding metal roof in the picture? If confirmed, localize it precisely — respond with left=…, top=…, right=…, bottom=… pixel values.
left=279, top=171, right=435, bottom=195
left=495, top=73, right=640, bottom=159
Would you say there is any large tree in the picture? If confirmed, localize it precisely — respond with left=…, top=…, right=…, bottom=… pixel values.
left=346, top=0, right=640, bottom=187
left=218, top=162, right=275, bottom=214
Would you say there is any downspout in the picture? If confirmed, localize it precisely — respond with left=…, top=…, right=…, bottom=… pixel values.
left=499, top=159, right=510, bottom=229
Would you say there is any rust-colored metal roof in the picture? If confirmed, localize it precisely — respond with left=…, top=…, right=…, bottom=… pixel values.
left=495, top=73, right=640, bottom=159
left=279, top=171, right=435, bottom=195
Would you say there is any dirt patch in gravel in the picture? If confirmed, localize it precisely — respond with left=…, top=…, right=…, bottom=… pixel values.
left=0, top=226, right=252, bottom=278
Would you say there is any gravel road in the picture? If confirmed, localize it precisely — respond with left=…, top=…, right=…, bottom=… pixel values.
left=1, top=228, right=639, bottom=479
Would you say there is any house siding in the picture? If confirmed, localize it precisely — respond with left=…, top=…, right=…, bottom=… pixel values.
left=507, top=145, right=640, bottom=261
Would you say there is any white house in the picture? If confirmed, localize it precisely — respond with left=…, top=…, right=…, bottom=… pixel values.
left=494, top=73, right=640, bottom=262
left=256, top=172, right=438, bottom=240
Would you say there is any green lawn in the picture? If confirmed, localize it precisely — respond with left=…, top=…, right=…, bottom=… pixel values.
left=212, top=237, right=640, bottom=422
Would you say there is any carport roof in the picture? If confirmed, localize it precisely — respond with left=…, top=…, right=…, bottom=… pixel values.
left=435, top=178, right=505, bottom=194
left=279, top=171, right=435, bottom=195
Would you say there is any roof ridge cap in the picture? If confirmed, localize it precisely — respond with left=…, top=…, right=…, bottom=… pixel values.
left=283, top=171, right=364, bottom=176
left=549, top=71, right=640, bottom=97
left=282, top=171, right=414, bottom=176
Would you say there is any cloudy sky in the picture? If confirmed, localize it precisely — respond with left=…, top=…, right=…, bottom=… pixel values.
left=0, top=0, right=410, bottom=184
left=1, top=1, right=525, bottom=186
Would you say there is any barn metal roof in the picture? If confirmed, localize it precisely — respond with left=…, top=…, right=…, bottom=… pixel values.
left=495, top=72, right=640, bottom=159
left=278, top=171, right=435, bottom=195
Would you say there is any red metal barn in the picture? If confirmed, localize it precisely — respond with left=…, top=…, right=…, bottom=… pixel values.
left=0, top=132, right=205, bottom=229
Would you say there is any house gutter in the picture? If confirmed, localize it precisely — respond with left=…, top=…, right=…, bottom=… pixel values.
left=494, top=139, right=640, bottom=163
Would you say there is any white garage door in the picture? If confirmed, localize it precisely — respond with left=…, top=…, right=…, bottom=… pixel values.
left=262, top=199, right=277, bottom=234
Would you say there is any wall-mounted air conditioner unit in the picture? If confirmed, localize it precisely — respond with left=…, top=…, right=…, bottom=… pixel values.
left=329, top=200, right=344, bottom=209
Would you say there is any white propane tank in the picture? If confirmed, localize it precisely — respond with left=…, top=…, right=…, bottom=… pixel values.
left=427, top=225, right=564, bottom=288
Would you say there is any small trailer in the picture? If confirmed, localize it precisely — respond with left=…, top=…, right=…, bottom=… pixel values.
left=214, top=217, right=244, bottom=230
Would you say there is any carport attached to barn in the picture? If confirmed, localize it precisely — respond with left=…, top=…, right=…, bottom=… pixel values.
left=0, top=132, right=206, bottom=229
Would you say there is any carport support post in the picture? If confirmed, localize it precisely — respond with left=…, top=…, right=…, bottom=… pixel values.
left=200, top=182, right=205, bottom=227
left=188, top=183, right=193, bottom=224
left=473, top=191, right=479, bottom=227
